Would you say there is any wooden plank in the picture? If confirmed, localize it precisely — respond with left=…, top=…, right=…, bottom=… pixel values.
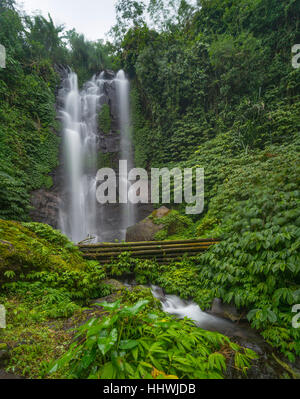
left=82, top=246, right=212, bottom=258
left=80, top=242, right=218, bottom=253
left=78, top=238, right=220, bottom=249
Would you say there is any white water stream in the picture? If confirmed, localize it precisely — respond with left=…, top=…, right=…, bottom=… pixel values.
left=151, top=285, right=252, bottom=337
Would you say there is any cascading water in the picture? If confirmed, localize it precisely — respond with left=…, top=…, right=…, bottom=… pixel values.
left=115, top=70, right=137, bottom=232
left=59, top=72, right=104, bottom=243
left=150, top=285, right=258, bottom=338
left=59, top=69, right=138, bottom=243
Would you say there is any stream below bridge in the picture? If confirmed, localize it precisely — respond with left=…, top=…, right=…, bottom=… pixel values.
left=118, top=280, right=300, bottom=379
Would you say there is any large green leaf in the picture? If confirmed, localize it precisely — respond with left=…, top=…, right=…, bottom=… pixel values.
left=120, top=300, right=149, bottom=316
left=96, top=300, right=121, bottom=311
left=119, top=339, right=139, bottom=350
left=97, top=328, right=118, bottom=355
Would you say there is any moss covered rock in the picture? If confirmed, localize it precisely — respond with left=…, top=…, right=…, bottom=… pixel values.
left=0, top=220, right=87, bottom=285
left=153, top=210, right=193, bottom=240
left=125, top=207, right=170, bottom=242
left=125, top=207, right=193, bottom=242
left=98, top=104, right=111, bottom=134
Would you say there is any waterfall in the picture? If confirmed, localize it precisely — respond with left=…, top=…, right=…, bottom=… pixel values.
left=115, top=70, right=136, bottom=231
left=59, top=69, right=137, bottom=243
left=59, top=72, right=103, bottom=243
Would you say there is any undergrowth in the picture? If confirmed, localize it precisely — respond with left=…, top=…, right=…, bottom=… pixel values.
left=48, top=299, right=258, bottom=379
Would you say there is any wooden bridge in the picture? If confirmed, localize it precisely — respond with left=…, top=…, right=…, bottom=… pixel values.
left=78, top=238, right=220, bottom=264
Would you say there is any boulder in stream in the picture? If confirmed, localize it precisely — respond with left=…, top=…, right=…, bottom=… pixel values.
left=210, top=298, right=247, bottom=322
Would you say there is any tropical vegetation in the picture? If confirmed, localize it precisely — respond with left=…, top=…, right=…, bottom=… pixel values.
left=0, top=0, right=299, bottom=380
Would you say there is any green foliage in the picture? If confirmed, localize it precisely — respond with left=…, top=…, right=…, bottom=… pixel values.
left=0, top=220, right=111, bottom=379
left=0, top=267, right=109, bottom=378
left=0, top=2, right=116, bottom=221
left=98, top=104, right=112, bottom=134
left=0, top=6, right=60, bottom=220
left=188, top=141, right=300, bottom=361
left=24, top=13, right=68, bottom=64
left=105, top=253, right=209, bottom=302
left=142, top=139, right=300, bottom=360
left=2, top=256, right=110, bottom=313
left=153, top=210, right=193, bottom=240
left=66, top=30, right=117, bottom=85
left=0, top=218, right=111, bottom=312
left=48, top=299, right=257, bottom=379
left=121, top=285, right=162, bottom=311
left=0, top=220, right=91, bottom=283
left=113, top=0, right=300, bottom=364
left=0, top=71, right=60, bottom=220
left=97, top=152, right=116, bottom=170
left=1, top=0, right=300, bottom=378
left=125, top=0, right=299, bottom=167
left=4, top=283, right=81, bottom=320
left=105, top=138, right=300, bottom=361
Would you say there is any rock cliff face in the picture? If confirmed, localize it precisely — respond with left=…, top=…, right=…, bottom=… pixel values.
left=30, top=190, right=60, bottom=229
left=96, top=70, right=120, bottom=154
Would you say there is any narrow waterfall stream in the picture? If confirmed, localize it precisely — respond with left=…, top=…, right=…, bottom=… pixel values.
left=115, top=70, right=136, bottom=230
left=58, top=69, right=138, bottom=243
left=59, top=71, right=100, bottom=243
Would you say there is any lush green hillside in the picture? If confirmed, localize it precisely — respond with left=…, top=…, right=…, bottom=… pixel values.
left=0, top=0, right=299, bottom=379
left=123, top=0, right=300, bottom=167
left=113, top=0, right=300, bottom=361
